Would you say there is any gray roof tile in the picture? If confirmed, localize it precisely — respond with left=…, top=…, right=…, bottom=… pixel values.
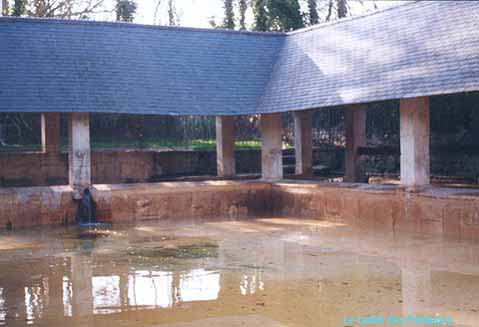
left=0, top=0, right=477, bottom=116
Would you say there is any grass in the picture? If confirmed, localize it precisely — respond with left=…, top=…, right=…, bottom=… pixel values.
left=90, top=139, right=262, bottom=150
left=0, top=139, right=262, bottom=152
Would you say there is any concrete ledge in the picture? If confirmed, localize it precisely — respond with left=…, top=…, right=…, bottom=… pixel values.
left=0, top=180, right=272, bottom=229
left=272, top=181, right=479, bottom=240
left=1, top=180, right=479, bottom=240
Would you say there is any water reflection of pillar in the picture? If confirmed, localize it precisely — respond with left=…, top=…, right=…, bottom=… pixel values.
left=70, top=255, right=93, bottom=317
left=119, top=272, right=129, bottom=308
left=48, top=260, right=64, bottom=320
left=173, top=271, right=181, bottom=304
left=401, top=266, right=432, bottom=318
left=3, top=283, right=27, bottom=322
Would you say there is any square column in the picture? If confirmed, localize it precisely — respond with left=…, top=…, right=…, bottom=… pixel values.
left=215, top=116, right=236, bottom=178
left=293, top=110, right=313, bottom=177
left=68, top=113, right=91, bottom=199
left=41, top=113, right=61, bottom=153
left=400, top=97, right=430, bottom=187
left=260, top=113, right=283, bottom=181
left=344, top=104, right=367, bottom=182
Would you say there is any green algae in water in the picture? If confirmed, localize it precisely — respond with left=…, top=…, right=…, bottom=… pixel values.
left=127, top=240, right=219, bottom=259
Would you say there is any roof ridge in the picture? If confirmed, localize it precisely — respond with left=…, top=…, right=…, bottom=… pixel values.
left=0, top=16, right=286, bottom=37
left=287, top=0, right=423, bottom=36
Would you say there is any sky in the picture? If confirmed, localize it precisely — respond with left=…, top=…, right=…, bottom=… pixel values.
left=100, top=0, right=412, bottom=29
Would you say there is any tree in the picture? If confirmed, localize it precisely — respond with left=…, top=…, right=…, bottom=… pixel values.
left=252, top=0, right=268, bottom=31
left=167, top=0, right=178, bottom=26
left=238, top=0, right=247, bottom=30
left=222, top=0, right=234, bottom=29
left=337, top=0, right=347, bottom=18
left=307, top=0, right=318, bottom=25
left=12, top=0, right=27, bottom=16
left=2, top=0, right=8, bottom=16
left=116, top=0, right=136, bottom=22
left=9, top=0, right=109, bottom=19
left=267, top=0, right=304, bottom=32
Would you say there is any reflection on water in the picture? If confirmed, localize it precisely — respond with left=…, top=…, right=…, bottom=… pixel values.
left=240, top=270, right=264, bottom=296
left=179, top=269, right=220, bottom=303
left=62, top=276, right=72, bottom=317
left=0, top=219, right=479, bottom=326
left=0, top=289, right=5, bottom=324
left=93, top=275, right=121, bottom=314
left=128, top=270, right=173, bottom=309
left=6, top=266, right=227, bottom=324
left=24, top=278, right=49, bottom=325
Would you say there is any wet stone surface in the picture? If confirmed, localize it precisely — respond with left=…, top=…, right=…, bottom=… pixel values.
left=0, top=218, right=478, bottom=326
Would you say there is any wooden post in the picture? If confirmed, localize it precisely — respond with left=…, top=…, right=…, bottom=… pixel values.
left=41, top=113, right=61, bottom=154
left=400, top=97, right=430, bottom=187
left=293, top=110, right=313, bottom=177
left=216, top=116, right=235, bottom=178
left=344, top=104, right=367, bottom=182
left=68, top=113, right=91, bottom=199
left=260, top=113, right=283, bottom=181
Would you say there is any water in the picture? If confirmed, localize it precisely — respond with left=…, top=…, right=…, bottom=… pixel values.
left=0, top=218, right=478, bottom=326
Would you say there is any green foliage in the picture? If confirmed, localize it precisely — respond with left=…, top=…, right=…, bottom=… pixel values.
left=89, top=139, right=261, bottom=151
left=267, top=0, right=304, bottom=31
left=307, top=0, right=319, bottom=25
left=253, top=0, right=268, bottom=31
left=337, top=0, right=347, bottom=18
left=253, top=0, right=304, bottom=32
left=116, top=0, right=137, bottom=22
left=12, top=0, right=27, bottom=16
left=222, top=0, right=235, bottom=29
left=238, top=0, right=247, bottom=30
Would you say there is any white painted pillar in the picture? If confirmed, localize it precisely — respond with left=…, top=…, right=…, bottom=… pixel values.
left=401, top=266, right=432, bottom=320
left=68, top=113, right=91, bottom=199
left=260, top=113, right=283, bottom=181
left=216, top=116, right=235, bottom=178
left=400, top=97, right=430, bottom=187
left=70, top=255, right=93, bottom=318
left=344, top=104, right=367, bottom=182
left=41, top=113, right=61, bottom=154
left=293, top=110, right=313, bottom=178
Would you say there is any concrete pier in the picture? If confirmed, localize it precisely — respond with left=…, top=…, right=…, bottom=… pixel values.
left=215, top=116, right=236, bottom=178
left=68, top=113, right=91, bottom=199
left=400, top=97, right=430, bottom=187
left=260, top=113, right=283, bottom=181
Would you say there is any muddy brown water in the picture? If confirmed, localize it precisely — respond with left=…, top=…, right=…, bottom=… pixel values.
left=0, top=218, right=478, bottom=326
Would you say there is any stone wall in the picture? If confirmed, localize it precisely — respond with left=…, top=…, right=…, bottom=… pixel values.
left=0, top=181, right=272, bottom=229
left=272, top=182, right=479, bottom=240
left=2, top=180, right=479, bottom=241
left=0, top=149, right=261, bottom=187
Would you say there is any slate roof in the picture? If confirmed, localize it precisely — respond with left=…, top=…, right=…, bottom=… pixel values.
left=259, top=0, right=479, bottom=113
left=0, top=0, right=477, bottom=116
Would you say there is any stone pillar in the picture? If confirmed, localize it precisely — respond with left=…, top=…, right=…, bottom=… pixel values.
left=344, top=104, right=367, bottom=182
left=216, top=116, right=235, bottom=178
left=68, top=113, right=91, bottom=199
left=401, top=266, right=432, bottom=320
left=293, top=110, right=313, bottom=178
left=70, top=255, right=93, bottom=318
left=260, top=113, right=283, bottom=181
left=400, top=97, right=430, bottom=187
left=41, top=113, right=61, bottom=153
